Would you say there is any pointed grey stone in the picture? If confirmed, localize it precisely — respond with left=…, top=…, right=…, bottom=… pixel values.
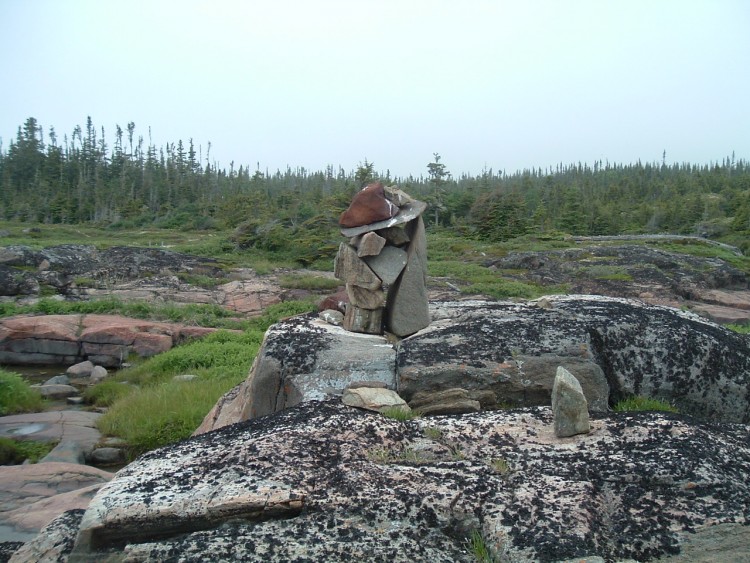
left=552, top=366, right=591, bottom=438
left=386, top=216, right=430, bottom=337
left=334, top=243, right=381, bottom=290
left=363, top=245, right=408, bottom=285
left=340, top=200, right=427, bottom=238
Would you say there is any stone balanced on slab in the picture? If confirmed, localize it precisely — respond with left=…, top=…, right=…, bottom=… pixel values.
left=334, top=182, right=430, bottom=337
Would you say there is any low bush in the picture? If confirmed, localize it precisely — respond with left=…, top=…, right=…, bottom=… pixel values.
left=0, top=369, right=44, bottom=415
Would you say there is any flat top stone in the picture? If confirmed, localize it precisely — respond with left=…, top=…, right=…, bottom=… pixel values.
left=340, top=200, right=427, bottom=238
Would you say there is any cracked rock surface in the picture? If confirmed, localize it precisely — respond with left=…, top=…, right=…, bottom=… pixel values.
left=17, top=400, right=750, bottom=562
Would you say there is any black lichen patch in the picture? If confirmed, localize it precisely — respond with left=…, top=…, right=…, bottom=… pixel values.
left=78, top=400, right=750, bottom=562
left=263, top=313, right=333, bottom=375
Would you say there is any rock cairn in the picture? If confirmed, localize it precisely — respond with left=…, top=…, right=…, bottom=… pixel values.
left=334, top=182, right=430, bottom=337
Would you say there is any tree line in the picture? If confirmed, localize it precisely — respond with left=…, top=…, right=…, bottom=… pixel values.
left=2, top=117, right=749, bottom=256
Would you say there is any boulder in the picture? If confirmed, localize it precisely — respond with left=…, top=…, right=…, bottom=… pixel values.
left=87, top=447, right=127, bottom=467
left=67, top=360, right=94, bottom=377
left=339, top=182, right=398, bottom=228
left=38, top=400, right=750, bottom=562
left=317, top=288, right=348, bottom=313
left=0, top=411, right=103, bottom=456
left=400, top=296, right=750, bottom=423
left=341, top=387, right=409, bottom=414
left=31, top=383, right=79, bottom=399
left=318, top=309, right=344, bottom=326
left=89, top=365, right=108, bottom=384
left=43, top=374, right=70, bottom=386
left=195, top=313, right=397, bottom=429
left=552, top=366, right=591, bottom=437
left=385, top=216, right=430, bottom=337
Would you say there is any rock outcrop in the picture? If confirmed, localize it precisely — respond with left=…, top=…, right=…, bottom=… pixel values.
left=0, top=314, right=221, bottom=367
left=14, top=400, right=750, bottom=562
left=197, top=295, right=750, bottom=436
left=482, top=241, right=750, bottom=324
left=194, top=314, right=397, bottom=431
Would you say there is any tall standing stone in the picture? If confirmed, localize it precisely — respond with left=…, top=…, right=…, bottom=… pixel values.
left=385, top=216, right=429, bottom=337
left=552, top=366, right=591, bottom=438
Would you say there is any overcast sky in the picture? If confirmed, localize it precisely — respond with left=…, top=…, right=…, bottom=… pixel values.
left=1, top=0, right=748, bottom=178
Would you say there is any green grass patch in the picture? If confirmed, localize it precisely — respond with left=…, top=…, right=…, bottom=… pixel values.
left=0, top=296, right=254, bottom=330
left=93, top=300, right=317, bottom=458
left=97, top=377, right=236, bottom=457
left=727, top=323, right=750, bottom=334
left=83, top=380, right=135, bottom=407
left=0, top=369, right=44, bottom=415
left=0, top=437, right=56, bottom=465
left=380, top=407, right=418, bottom=421
left=576, top=265, right=634, bottom=282
left=613, top=396, right=679, bottom=413
left=278, top=273, right=340, bottom=291
left=429, top=259, right=566, bottom=299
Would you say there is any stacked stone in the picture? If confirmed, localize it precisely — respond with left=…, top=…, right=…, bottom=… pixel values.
left=334, top=182, right=430, bottom=337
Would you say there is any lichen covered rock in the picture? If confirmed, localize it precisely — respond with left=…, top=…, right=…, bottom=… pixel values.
left=51, top=400, right=750, bottom=562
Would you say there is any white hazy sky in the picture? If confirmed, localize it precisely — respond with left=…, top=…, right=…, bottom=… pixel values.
left=1, top=0, right=748, bottom=178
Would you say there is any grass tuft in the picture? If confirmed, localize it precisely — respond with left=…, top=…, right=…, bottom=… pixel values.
left=613, top=395, right=678, bottom=413
left=0, top=437, right=56, bottom=465
left=0, top=369, right=44, bottom=415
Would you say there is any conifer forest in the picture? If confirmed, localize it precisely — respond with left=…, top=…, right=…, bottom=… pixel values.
left=2, top=117, right=749, bottom=264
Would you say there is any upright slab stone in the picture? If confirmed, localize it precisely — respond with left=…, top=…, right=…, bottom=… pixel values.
left=552, top=366, right=591, bottom=438
left=363, top=245, right=408, bottom=285
left=386, top=216, right=429, bottom=337
left=333, top=243, right=381, bottom=290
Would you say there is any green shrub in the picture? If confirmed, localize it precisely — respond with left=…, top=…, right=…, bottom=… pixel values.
left=613, top=396, right=678, bottom=413
left=0, top=369, right=44, bottom=415
left=0, top=437, right=55, bottom=465
left=727, top=323, right=750, bottom=334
